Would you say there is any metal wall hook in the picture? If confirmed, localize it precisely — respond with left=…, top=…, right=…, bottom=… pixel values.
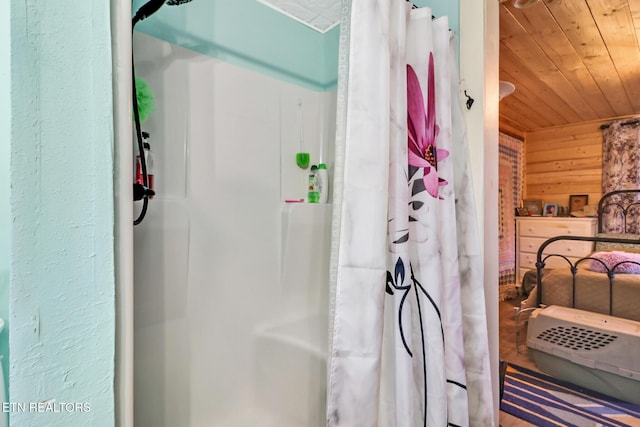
left=464, top=90, right=474, bottom=110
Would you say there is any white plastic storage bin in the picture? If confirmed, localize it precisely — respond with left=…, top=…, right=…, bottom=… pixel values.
left=527, top=305, right=640, bottom=405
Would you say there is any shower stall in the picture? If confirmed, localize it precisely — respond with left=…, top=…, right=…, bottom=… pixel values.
left=127, top=3, right=337, bottom=425
left=114, top=1, right=500, bottom=426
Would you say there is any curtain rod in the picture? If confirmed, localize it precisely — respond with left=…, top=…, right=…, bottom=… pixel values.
left=600, top=119, right=639, bottom=130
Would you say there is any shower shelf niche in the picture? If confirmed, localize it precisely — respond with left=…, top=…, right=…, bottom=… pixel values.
left=257, top=202, right=331, bottom=426
left=280, top=202, right=332, bottom=289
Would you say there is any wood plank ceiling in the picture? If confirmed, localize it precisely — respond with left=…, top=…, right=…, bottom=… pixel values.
left=499, top=0, right=640, bottom=137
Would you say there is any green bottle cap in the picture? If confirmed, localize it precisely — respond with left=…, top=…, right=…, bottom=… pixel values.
left=318, top=163, right=327, bottom=169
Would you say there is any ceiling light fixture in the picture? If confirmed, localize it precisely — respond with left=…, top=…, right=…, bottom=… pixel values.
left=513, top=0, right=540, bottom=8
left=499, top=81, right=516, bottom=101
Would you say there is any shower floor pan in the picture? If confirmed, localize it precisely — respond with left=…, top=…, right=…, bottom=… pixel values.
left=253, top=313, right=328, bottom=427
left=527, top=305, right=640, bottom=405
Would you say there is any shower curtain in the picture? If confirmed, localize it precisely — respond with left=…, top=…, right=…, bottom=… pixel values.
left=601, top=119, right=640, bottom=233
left=327, top=1, right=493, bottom=426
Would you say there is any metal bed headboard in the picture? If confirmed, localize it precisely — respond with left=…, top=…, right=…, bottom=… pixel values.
left=533, top=189, right=640, bottom=312
left=597, top=189, right=640, bottom=233
left=535, top=235, right=640, bottom=313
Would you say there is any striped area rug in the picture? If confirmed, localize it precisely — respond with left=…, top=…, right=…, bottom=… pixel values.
left=500, top=363, right=640, bottom=426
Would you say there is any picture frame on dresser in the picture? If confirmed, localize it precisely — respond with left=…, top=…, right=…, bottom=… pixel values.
left=543, top=202, right=558, bottom=217
left=523, top=199, right=543, bottom=216
left=569, top=194, right=588, bottom=213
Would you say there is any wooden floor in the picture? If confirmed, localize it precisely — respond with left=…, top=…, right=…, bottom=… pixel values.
left=498, top=295, right=539, bottom=426
left=499, top=296, right=539, bottom=373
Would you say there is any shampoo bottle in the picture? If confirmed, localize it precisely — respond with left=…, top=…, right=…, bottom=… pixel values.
left=308, top=164, right=319, bottom=203
left=316, top=163, right=329, bottom=203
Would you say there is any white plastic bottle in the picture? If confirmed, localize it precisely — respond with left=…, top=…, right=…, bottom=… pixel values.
left=308, top=164, right=319, bottom=203
left=316, top=163, right=329, bottom=203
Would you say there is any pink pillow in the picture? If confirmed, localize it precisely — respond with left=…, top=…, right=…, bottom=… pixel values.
left=589, top=251, right=640, bottom=274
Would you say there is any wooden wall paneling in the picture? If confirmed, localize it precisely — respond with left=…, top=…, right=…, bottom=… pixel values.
left=499, top=6, right=599, bottom=121
left=631, top=0, right=640, bottom=48
left=505, top=2, right=616, bottom=119
left=525, top=120, right=604, bottom=143
left=527, top=132, right=602, bottom=148
left=546, top=0, right=634, bottom=115
left=527, top=135, right=602, bottom=155
left=526, top=142, right=601, bottom=164
left=499, top=117, right=526, bottom=140
left=500, top=69, right=569, bottom=127
left=588, top=0, right=640, bottom=112
left=525, top=156, right=602, bottom=174
left=527, top=183, right=602, bottom=201
left=527, top=168, right=601, bottom=186
left=526, top=169, right=602, bottom=204
left=498, top=1, right=640, bottom=133
left=500, top=47, right=583, bottom=126
left=500, top=97, right=554, bottom=130
left=524, top=120, right=606, bottom=206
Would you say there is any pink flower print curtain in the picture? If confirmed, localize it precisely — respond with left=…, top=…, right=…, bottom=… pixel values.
left=326, top=1, right=494, bottom=426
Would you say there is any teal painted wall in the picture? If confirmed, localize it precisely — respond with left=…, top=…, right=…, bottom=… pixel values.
left=9, top=1, right=115, bottom=426
left=2, top=2, right=458, bottom=425
left=416, top=0, right=460, bottom=38
left=132, top=0, right=456, bottom=93
left=0, top=0, right=10, bottom=406
left=133, top=0, right=340, bottom=91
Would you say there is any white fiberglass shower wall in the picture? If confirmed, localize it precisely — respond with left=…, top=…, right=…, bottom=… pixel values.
left=132, top=26, right=336, bottom=427
left=125, top=1, right=501, bottom=425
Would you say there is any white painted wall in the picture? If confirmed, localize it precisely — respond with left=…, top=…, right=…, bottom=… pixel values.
left=132, top=33, right=334, bottom=427
left=111, top=1, right=134, bottom=426
left=459, top=0, right=500, bottom=418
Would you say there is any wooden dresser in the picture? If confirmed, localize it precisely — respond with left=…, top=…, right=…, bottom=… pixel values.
left=515, top=217, right=597, bottom=286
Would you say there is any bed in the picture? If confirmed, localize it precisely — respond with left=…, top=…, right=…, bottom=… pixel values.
left=521, top=189, right=640, bottom=318
left=520, top=190, right=640, bottom=405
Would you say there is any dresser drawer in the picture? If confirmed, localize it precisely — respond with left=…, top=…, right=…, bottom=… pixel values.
left=519, top=236, right=595, bottom=258
left=518, top=219, right=595, bottom=238
left=519, top=251, right=583, bottom=270
left=515, top=217, right=596, bottom=290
